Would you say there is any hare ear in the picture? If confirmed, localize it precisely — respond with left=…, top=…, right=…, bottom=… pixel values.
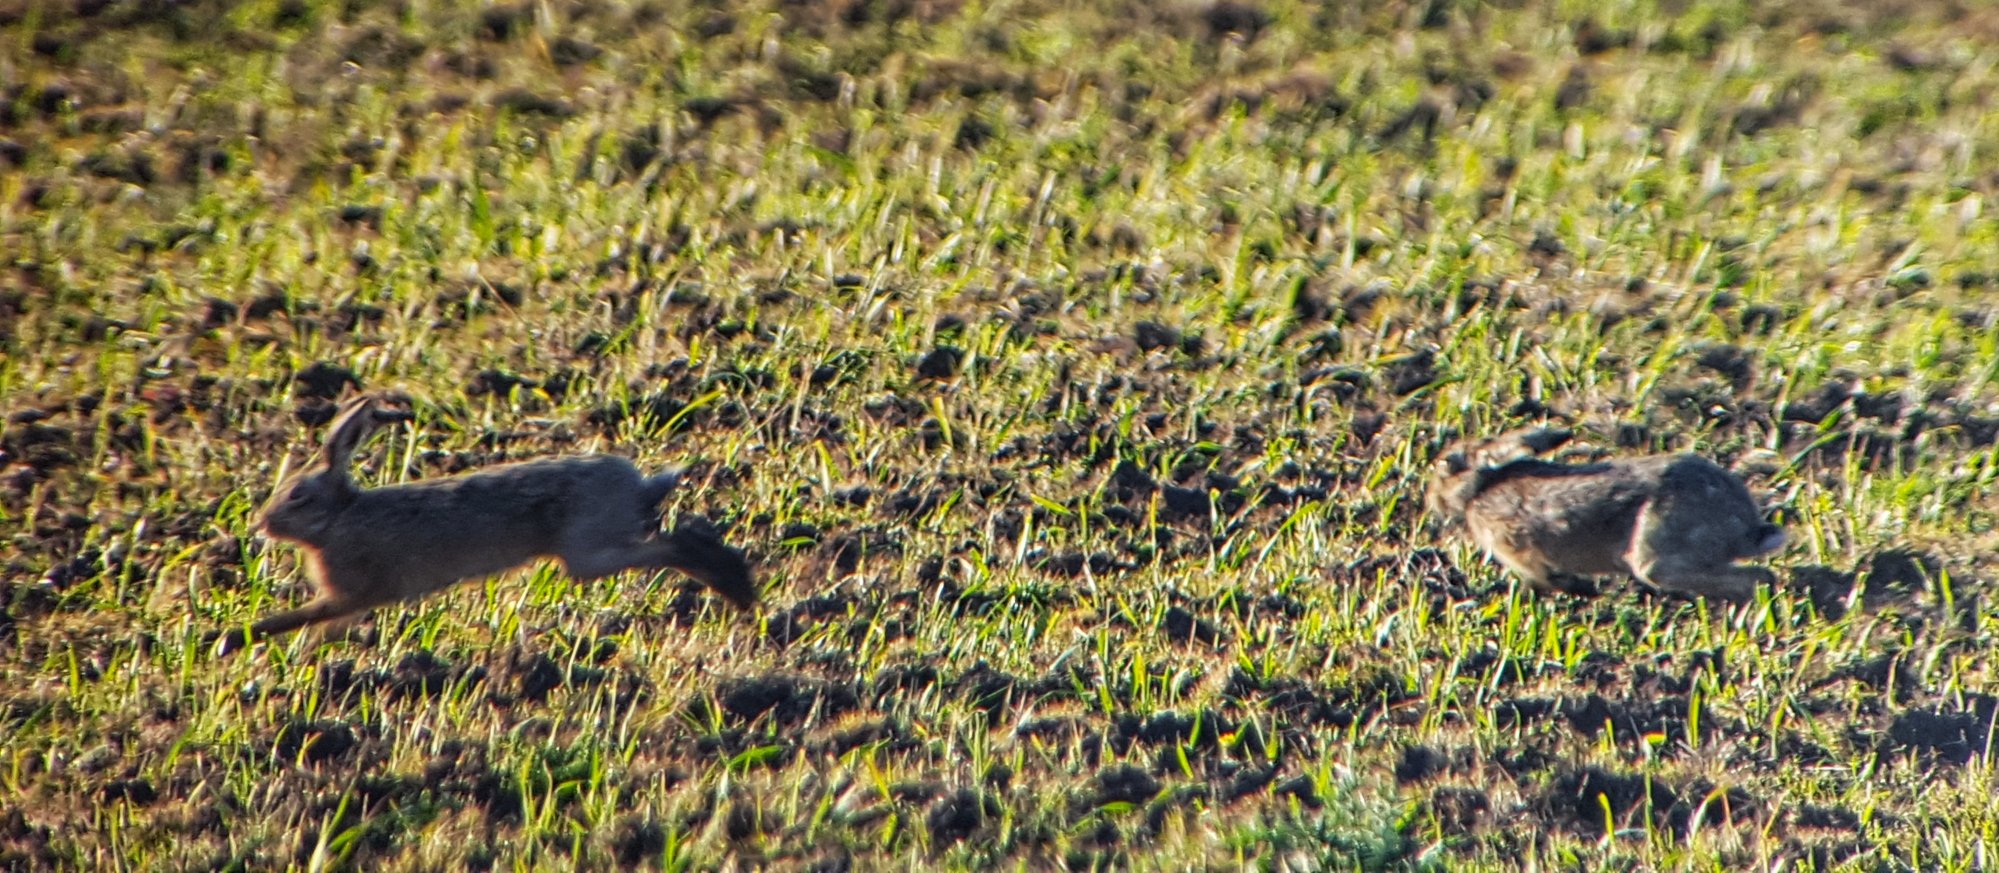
left=1475, top=427, right=1572, bottom=469
left=1433, top=448, right=1471, bottom=476
left=1514, top=426, right=1573, bottom=456
left=319, top=394, right=387, bottom=470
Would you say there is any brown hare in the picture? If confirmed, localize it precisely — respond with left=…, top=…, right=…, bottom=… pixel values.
left=1428, top=427, right=1785, bottom=601
left=216, top=393, right=757, bottom=654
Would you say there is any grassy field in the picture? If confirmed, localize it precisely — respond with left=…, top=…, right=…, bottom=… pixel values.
left=4, top=0, right=1999, bottom=868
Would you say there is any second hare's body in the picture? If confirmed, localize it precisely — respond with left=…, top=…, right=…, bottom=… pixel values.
left=1430, top=428, right=1784, bottom=601
left=221, top=394, right=756, bottom=653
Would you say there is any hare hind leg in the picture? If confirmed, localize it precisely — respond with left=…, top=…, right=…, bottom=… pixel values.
left=1626, top=498, right=1772, bottom=602
left=1629, top=552, right=1772, bottom=601
left=560, top=530, right=757, bottom=609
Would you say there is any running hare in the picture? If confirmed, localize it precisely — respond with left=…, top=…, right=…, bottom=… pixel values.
left=1427, top=427, right=1784, bottom=601
left=216, top=393, right=757, bottom=653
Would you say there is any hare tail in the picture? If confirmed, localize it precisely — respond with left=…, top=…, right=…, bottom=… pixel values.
left=1749, top=523, right=1786, bottom=556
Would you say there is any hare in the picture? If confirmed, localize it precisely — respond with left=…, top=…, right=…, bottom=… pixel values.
left=1427, top=427, right=1785, bottom=601
left=216, top=393, right=756, bottom=654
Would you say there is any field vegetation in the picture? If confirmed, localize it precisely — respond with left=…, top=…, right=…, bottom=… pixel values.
left=4, top=0, right=1999, bottom=868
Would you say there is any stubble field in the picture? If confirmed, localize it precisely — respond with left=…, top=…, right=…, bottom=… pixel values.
left=4, top=0, right=1999, bottom=869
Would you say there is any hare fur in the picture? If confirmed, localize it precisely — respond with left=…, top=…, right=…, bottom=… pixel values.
left=218, top=393, right=756, bottom=653
left=1428, top=427, right=1785, bottom=601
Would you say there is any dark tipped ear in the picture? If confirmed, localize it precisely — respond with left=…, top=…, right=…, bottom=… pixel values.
left=1433, top=448, right=1471, bottom=476
left=1474, top=426, right=1572, bottom=469
left=1517, top=427, right=1573, bottom=455
left=319, top=394, right=387, bottom=470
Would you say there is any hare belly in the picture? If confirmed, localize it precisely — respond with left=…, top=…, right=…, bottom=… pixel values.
left=337, top=524, right=551, bottom=598
left=341, top=493, right=566, bottom=589
left=426, top=530, right=558, bottom=580
left=1468, top=508, right=1630, bottom=582
left=1525, top=525, right=1634, bottom=577
left=1467, top=522, right=1550, bottom=582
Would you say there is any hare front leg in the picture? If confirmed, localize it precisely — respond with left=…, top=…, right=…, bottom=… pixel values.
left=1627, top=491, right=1775, bottom=602
left=215, top=596, right=369, bottom=654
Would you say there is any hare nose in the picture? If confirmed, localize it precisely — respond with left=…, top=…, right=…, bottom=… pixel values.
left=247, top=524, right=282, bottom=552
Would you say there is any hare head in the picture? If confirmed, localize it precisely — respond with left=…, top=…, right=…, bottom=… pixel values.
left=1426, top=426, right=1574, bottom=522
left=256, top=393, right=412, bottom=544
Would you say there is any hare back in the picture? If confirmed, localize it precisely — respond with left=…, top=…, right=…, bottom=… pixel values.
left=1467, top=452, right=1753, bottom=512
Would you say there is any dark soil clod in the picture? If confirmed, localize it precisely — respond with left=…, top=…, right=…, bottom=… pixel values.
left=716, top=674, right=860, bottom=727
left=926, top=788, right=1000, bottom=843
left=1091, top=764, right=1160, bottom=806
left=1885, top=697, right=1999, bottom=765
left=1158, top=606, right=1224, bottom=645
left=293, top=362, right=362, bottom=400
left=270, top=719, right=359, bottom=765
left=915, top=345, right=964, bottom=380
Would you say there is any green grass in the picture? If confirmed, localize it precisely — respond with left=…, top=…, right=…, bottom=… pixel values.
left=3, top=0, right=1999, bottom=869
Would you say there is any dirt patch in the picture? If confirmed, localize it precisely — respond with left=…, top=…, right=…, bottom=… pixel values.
left=712, top=673, right=861, bottom=727
left=1538, top=767, right=1760, bottom=838
left=268, top=719, right=362, bottom=765
left=1428, top=786, right=1492, bottom=834
left=1884, top=696, right=1999, bottom=765
left=926, top=787, right=1001, bottom=843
